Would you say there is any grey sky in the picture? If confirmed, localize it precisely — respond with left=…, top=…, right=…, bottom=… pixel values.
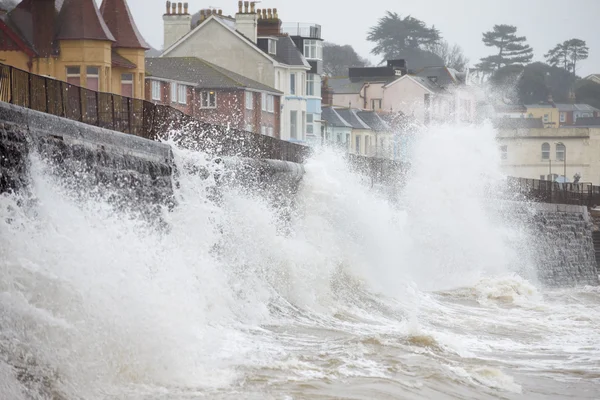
left=120, top=0, right=599, bottom=76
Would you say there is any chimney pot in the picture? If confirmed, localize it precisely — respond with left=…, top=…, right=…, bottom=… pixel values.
left=267, top=8, right=272, bottom=19
left=273, top=8, right=278, bottom=18
left=238, top=1, right=242, bottom=13
left=165, top=1, right=171, bottom=14
left=177, top=2, right=182, bottom=14
left=256, top=8, right=261, bottom=19
left=261, top=9, right=265, bottom=19
left=184, top=2, right=188, bottom=14
left=218, top=9, right=223, bottom=15
left=171, top=3, right=176, bottom=14
left=244, top=1, right=249, bottom=13
left=250, top=1, right=256, bottom=13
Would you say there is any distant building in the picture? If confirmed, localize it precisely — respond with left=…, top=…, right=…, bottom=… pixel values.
left=145, top=57, right=282, bottom=137
left=160, top=1, right=311, bottom=142
left=327, top=61, right=476, bottom=125
left=584, top=74, right=600, bottom=85
left=282, top=22, right=324, bottom=146
left=523, top=101, right=599, bottom=128
left=497, top=127, right=600, bottom=184
left=0, top=0, right=149, bottom=98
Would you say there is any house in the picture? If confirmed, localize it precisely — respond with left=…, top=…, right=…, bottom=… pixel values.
left=328, top=60, right=475, bottom=125
left=320, top=106, right=352, bottom=148
left=282, top=22, right=324, bottom=146
left=556, top=103, right=599, bottom=126
left=0, top=0, right=149, bottom=98
left=145, top=57, right=282, bottom=137
left=159, top=1, right=311, bottom=143
left=497, top=127, right=600, bottom=184
left=524, top=103, right=559, bottom=128
left=493, top=104, right=527, bottom=119
left=584, top=74, right=600, bottom=85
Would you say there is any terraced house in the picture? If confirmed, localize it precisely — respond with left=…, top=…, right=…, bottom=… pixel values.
left=0, top=0, right=149, bottom=98
left=145, top=57, right=282, bottom=137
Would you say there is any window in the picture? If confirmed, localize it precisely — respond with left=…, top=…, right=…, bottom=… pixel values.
left=543, top=114, right=549, bottom=123
left=306, top=113, right=314, bottom=134
left=560, top=112, right=566, bottom=123
left=302, top=111, right=306, bottom=140
left=301, top=73, right=305, bottom=96
left=151, top=81, right=161, bottom=101
left=170, top=82, right=177, bottom=103
left=245, top=91, right=253, bottom=110
left=541, top=143, right=550, bottom=160
left=178, top=84, right=187, bottom=104
left=290, top=110, right=297, bottom=139
left=303, top=39, right=322, bottom=60
left=86, top=66, right=99, bottom=91
left=276, top=71, right=281, bottom=90
left=261, top=125, right=266, bottom=136
left=500, top=145, right=507, bottom=160
left=121, top=73, right=133, bottom=97
left=268, top=126, right=273, bottom=137
left=540, top=175, right=546, bottom=181
left=290, top=73, right=296, bottom=95
left=261, top=92, right=267, bottom=111
left=306, top=73, right=315, bottom=96
left=201, top=91, right=217, bottom=108
left=365, top=136, right=370, bottom=155
left=268, top=38, right=277, bottom=55
left=371, top=99, right=382, bottom=110
left=267, top=95, right=274, bottom=113
left=66, top=66, right=80, bottom=86
left=246, top=124, right=253, bottom=132
left=556, top=143, right=566, bottom=161
left=355, top=136, right=360, bottom=154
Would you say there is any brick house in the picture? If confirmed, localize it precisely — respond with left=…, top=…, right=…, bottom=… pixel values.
left=145, top=57, right=282, bottom=136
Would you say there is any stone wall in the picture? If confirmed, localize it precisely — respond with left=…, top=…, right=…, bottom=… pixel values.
left=498, top=202, right=599, bottom=287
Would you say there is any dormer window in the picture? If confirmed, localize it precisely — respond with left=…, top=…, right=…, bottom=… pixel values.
left=268, top=38, right=277, bottom=55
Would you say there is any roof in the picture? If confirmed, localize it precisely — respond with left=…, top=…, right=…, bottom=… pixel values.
left=414, top=66, right=464, bottom=88
left=111, top=50, right=136, bottom=68
left=100, top=0, right=149, bottom=49
left=55, top=0, right=115, bottom=42
left=525, top=103, right=556, bottom=109
left=145, top=57, right=282, bottom=94
left=493, top=118, right=544, bottom=129
left=574, top=117, right=600, bottom=127
left=494, top=104, right=527, bottom=113
left=384, top=74, right=442, bottom=93
left=335, top=108, right=371, bottom=130
left=555, top=103, right=599, bottom=112
left=328, top=75, right=397, bottom=94
left=379, top=111, right=422, bottom=131
left=259, top=35, right=308, bottom=67
left=356, top=111, right=389, bottom=132
left=321, top=106, right=352, bottom=128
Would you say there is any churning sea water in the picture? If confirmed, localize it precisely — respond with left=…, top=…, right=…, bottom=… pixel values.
left=1, top=123, right=599, bottom=399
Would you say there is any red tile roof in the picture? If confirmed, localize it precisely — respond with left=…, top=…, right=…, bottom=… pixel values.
left=100, top=0, right=149, bottom=49
left=55, top=0, right=115, bottom=42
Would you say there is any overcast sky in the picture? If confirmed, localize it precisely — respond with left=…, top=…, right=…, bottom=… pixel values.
left=120, top=0, right=599, bottom=77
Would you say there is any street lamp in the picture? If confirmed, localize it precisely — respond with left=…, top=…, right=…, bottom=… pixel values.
left=554, top=141, right=566, bottom=182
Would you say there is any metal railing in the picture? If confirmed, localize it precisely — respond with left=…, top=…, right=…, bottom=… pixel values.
left=0, top=63, right=311, bottom=163
left=505, top=177, right=600, bottom=207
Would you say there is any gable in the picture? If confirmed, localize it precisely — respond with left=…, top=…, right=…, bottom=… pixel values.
left=385, top=75, right=432, bottom=96
left=0, top=20, right=35, bottom=57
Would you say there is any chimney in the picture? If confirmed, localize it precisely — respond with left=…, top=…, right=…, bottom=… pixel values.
left=257, top=5, right=281, bottom=36
left=322, top=77, right=333, bottom=106
left=163, top=0, right=192, bottom=49
left=31, top=0, right=56, bottom=58
left=235, top=1, right=258, bottom=43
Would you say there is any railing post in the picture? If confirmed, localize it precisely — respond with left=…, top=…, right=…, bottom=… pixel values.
left=59, top=81, right=65, bottom=117
left=78, top=86, right=82, bottom=122
left=111, top=95, right=116, bottom=130
left=27, top=71, right=32, bottom=108
left=8, top=66, right=13, bottom=104
left=127, top=98, right=132, bottom=134
left=44, top=77, right=49, bottom=113
left=95, top=91, right=99, bottom=126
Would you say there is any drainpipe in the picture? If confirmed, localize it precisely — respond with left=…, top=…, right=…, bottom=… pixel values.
left=361, top=83, right=370, bottom=109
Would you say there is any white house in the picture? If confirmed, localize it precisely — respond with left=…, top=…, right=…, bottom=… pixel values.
left=160, top=1, right=311, bottom=142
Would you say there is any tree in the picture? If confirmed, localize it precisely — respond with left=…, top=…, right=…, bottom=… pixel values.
left=427, top=40, right=469, bottom=71
left=575, top=80, right=600, bottom=110
left=545, top=38, right=589, bottom=74
left=477, top=24, right=533, bottom=72
left=367, top=11, right=441, bottom=62
left=322, top=42, right=370, bottom=77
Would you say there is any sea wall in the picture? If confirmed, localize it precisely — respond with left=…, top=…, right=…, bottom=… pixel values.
left=497, top=202, right=599, bottom=287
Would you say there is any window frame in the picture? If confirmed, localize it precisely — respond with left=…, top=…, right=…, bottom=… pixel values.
left=201, top=90, right=217, bottom=109
left=66, top=66, right=81, bottom=86
left=290, top=110, right=297, bottom=139
left=177, top=84, right=187, bottom=104
left=306, top=73, right=315, bottom=96
left=151, top=80, right=161, bottom=101
left=86, top=66, right=99, bottom=91
left=556, top=143, right=566, bottom=161
left=245, top=91, right=253, bottom=110
left=500, top=145, right=508, bottom=160
left=306, top=113, right=314, bottom=134
left=120, top=73, right=134, bottom=97
left=267, top=95, right=274, bottom=113
left=170, top=82, right=177, bottom=103
left=261, top=92, right=267, bottom=111
left=290, top=73, right=296, bottom=95
left=541, top=142, right=550, bottom=160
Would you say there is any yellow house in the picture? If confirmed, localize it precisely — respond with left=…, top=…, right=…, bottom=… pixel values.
left=0, top=0, right=148, bottom=99
left=525, top=103, right=559, bottom=128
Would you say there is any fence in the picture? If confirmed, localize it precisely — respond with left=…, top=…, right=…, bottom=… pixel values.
left=506, top=177, right=600, bottom=207
left=0, top=63, right=311, bottom=163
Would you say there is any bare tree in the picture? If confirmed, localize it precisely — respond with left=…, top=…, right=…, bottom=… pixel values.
left=427, top=40, right=469, bottom=71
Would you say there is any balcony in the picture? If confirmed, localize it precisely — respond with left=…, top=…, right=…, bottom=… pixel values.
left=281, top=23, right=322, bottom=39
